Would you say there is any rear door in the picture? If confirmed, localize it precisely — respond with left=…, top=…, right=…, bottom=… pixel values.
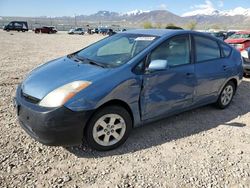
left=193, top=35, right=228, bottom=104
left=140, top=34, right=196, bottom=120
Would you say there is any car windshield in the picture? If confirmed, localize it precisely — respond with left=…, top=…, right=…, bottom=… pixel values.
left=229, top=33, right=250, bottom=39
left=76, top=33, right=158, bottom=67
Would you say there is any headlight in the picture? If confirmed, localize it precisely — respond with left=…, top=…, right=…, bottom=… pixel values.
left=39, top=81, right=91, bottom=107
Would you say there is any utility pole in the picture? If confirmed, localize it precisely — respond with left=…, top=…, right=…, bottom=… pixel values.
left=74, top=14, right=77, bottom=27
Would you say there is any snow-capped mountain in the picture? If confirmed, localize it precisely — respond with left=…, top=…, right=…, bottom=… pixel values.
left=221, top=7, right=250, bottom=17
left=182, top=7, right=219, bottom=17
left=182, top=7, right=250, bottom=17
left=123, top=9, right=150, bottom=16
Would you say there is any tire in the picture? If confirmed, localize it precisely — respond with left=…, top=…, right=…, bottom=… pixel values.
left=85, top=105, right=132, bottom=151
left=216, top=81, right=236, bottom=109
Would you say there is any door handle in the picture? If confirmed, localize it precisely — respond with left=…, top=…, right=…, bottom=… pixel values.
left=223, top=65, right=228, bottom=71
left=186, top=73, right=193, bottom=77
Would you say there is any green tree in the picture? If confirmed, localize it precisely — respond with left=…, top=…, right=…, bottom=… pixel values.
left=155, top=22, right=162, bottom=29
left=186, top=21, right=197, bottom=30
left=143, top=22, right=153, bottom=29
left=211, top=24, right=220, bottom=30
left=165, top=23, right=183, bottom=30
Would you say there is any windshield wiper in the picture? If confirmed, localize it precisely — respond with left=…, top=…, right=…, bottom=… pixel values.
left=88, top=61, right=106, bottom=68
left=67, top=53, right=83, bottom=62
left=68, top=54, right=107, bottom=68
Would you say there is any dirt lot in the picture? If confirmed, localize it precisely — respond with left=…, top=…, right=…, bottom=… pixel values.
left=0, top=30, right=250, bottom=188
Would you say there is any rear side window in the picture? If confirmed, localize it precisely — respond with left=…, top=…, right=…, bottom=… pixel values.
left=220, top=43, right=232, bottom=57
left=194, top=36, right=220, bottom=62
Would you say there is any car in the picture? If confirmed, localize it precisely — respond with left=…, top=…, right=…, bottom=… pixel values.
left=225, top=31, right=250, bottom=51
left=107, top=29, right=116, bottom=36
left=206, top=32, right=226, bottom=40
left=99, top=28, right=109, bottom=35
left=68, top=28, right=85, bottom=35
left=3, top=21, right=28, bottom=32
left=33, top=26, right=57, bottom=34
left=226, top=31, right=236, bottom=39
left=240, top=48, right=250, bottom=76
left=91, top=28, right=99, bottom=34
left=15, top=29, right=243, bottom=151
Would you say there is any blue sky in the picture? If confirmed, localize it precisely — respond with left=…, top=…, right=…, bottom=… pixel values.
left=0, top=0, right=249, bottom=17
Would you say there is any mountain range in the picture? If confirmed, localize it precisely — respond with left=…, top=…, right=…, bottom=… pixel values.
left=1, top=7, right=250, bottom=30
left=72, top=7, right=250, bottom=29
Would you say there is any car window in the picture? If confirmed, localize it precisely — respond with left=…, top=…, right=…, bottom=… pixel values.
left=150, top=35, right=190, bottom=67
left=14, top=22, right=22, bottom=27
left=97, top=37, right=133, bottom=56
left=194, top=36, right=220, bottom=62
left=220, top=43, right=232, bottom=57
left=76, top=34, right=157, bottom=67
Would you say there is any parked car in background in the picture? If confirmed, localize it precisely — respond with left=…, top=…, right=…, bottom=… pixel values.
left=68, top=28, right=85, bottom=35
left=240, top=48, right=250, bottom=76
left=107, top=29, right=116, bottom=36
left=33, top=26, right=57, bottom=34
left=207, top=32, right=226, bottom=40
left=91, top=28, right=99, bottom=34
left=15, top=29, right=243, bottom=151
left=99, top=28, right=109, bottom=35
left=3, top=21, right=28, bottom=32
left=225, top=31, right=250, bottom=51
left=226, top=31, right=236, bottom=39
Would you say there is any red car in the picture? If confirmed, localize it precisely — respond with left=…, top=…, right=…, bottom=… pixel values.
left=225, top=31, right=250, bottom=51
left=33, top=26, right=57, bottom=34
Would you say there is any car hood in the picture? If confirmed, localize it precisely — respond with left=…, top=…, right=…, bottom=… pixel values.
left=225, top=38, right=250, bottom=44
left=21, top=56, right=110, bottom=100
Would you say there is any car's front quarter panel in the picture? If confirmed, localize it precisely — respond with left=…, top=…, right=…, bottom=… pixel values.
left=64, top=67, right=143, bottom=126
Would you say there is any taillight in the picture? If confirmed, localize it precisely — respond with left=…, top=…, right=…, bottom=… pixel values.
left=237, top=44, right=244, bottom=51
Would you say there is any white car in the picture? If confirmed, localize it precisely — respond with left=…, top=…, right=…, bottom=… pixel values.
left=68, top=28, right=85, bottom=35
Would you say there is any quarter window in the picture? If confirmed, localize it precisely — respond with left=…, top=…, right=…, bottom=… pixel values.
left=150, top=36, right=190, bottom=67
left=220, top=43, right=232, bottom=57
left=194, top=36, right=220, bottom=62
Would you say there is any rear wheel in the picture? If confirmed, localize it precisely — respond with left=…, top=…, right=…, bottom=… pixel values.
left=85, top=106, right=132, bottom=151
left=216, top=81, right=235, bottom=109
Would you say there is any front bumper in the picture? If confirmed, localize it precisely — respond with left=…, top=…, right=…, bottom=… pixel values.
left=15, top=85, right=93, bottom=146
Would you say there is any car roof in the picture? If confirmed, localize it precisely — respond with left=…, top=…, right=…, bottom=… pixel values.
left=123, top=29, right=194, bottom=37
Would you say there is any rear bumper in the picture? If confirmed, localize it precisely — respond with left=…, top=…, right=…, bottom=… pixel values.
left=15, top=85, right=93, bottom=146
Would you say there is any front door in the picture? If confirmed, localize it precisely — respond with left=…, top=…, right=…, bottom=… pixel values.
left=140, top=35, right=195, bottom=120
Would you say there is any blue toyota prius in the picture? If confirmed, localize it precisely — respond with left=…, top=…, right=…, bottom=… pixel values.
left=15, top=29, right=243, bottom=151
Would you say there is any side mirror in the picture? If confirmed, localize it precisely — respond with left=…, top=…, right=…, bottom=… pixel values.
left=147, top=60, right=168, bottom=72
left=241, top=48, right=250, bottom=59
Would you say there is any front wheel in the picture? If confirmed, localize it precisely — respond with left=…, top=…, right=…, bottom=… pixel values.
left=216, top=81, right=236, bottom=109
left=85, top=106, right=132, bottom=151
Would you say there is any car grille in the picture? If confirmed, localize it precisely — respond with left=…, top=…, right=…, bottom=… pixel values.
left=21, top=90, right=40, bottom=104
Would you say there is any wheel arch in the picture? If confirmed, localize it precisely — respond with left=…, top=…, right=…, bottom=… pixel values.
left=219, top=77, right=238, bottom=96
left=83, top=99, right=135, bottom=136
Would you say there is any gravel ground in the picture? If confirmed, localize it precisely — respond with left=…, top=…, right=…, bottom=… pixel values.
left=0, top=30, right=250, bottom=188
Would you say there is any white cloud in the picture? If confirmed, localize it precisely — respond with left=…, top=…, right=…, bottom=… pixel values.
left=182, top=0, right=217, bottom=17
left=193, top=0, right=214, bottom=9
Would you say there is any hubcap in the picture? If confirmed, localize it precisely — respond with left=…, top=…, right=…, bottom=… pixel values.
left=93, top=114, right=126, bottom=146
left=221, top=85, right=234, bottom=106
